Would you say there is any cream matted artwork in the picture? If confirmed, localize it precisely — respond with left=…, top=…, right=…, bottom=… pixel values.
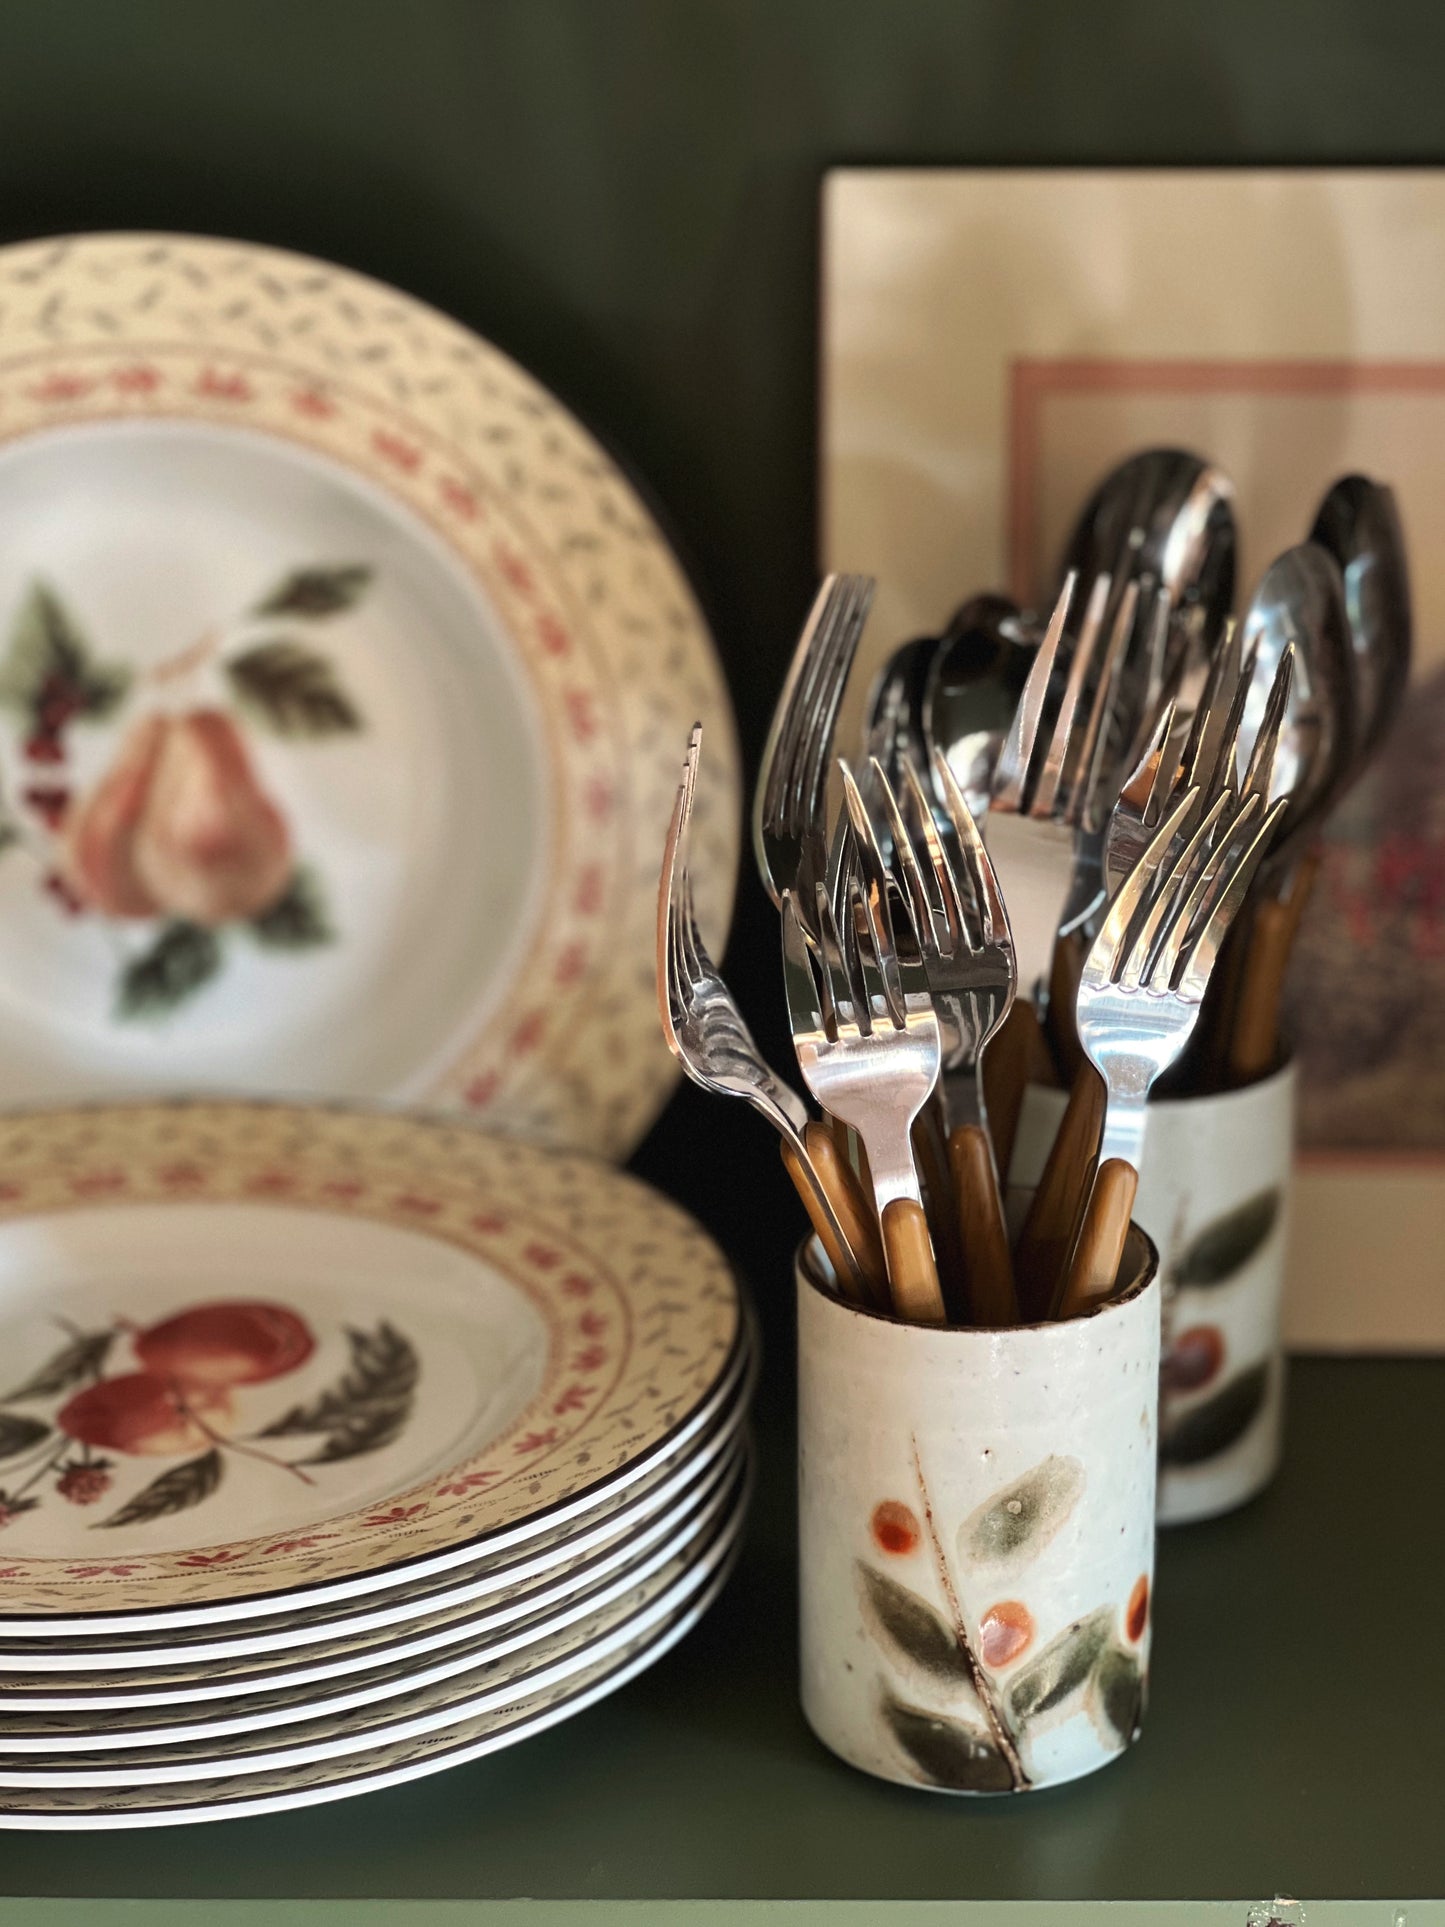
left=821, top=169, right=1445, bottom=1351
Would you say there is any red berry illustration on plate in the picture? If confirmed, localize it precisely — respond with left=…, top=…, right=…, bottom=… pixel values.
left=133, top=1299, right=315, bottom=1388
left=871, top=1499, right=921, bottom=1555
left=55, top=1461, right=114, bottom=1505
left=1126, top=1573, right=1150, bottom=1643
left=57, top=1372, right=233, bottom=1457
left=978, top=1599, right=1035, bottom=1667
left=1163, top=1324, right=1225, bottom=1394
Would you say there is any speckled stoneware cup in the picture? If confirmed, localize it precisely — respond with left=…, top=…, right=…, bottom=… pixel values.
left=1009, top=1060, right=1296, bottom=1526
left=797, top=1226, right=1159, bottom=1796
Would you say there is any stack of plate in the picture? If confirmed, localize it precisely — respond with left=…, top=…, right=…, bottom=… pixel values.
left=0, top=1102, right=753, bottom=1829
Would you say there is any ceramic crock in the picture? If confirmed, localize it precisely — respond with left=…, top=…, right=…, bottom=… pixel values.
left=797, top=1226, right=1159, bottom=1795
left=1009, top=1060, right=1296, bottom=1525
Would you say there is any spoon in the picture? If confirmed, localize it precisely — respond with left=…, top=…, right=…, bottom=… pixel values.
left=1309, top=473, right=1412, bottom=769
left=1238, top=542, right=1355, bottom=854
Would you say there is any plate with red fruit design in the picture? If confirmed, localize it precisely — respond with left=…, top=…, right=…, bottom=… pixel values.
left=0, top=232, right=739, bottom=1160
left=0, top=1101, right=745, bottom=1628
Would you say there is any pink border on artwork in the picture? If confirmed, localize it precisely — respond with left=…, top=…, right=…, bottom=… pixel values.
left=1008, top=354, right=1445, bottom=1178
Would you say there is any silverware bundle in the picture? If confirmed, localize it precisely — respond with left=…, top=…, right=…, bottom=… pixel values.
left=658, top=450, right=1411, bottom=1328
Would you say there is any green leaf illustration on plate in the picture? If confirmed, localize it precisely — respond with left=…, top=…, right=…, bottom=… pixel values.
left=253, top=566, right=373, bottom=620
left=961, top=1454, right=1085, bottom=1569
left=1092, top=1643, right=1145, bottom=1748
left=227, top=641, right=363, bottom=739
left=259, top=1321, right=418, bottom=1466
left=856, top=1563, right=976, bottom=1692
left=0, top=1412, right=51, bottom=1461
left=1175, top=1189, right=1281, bottom=1287
left=0, top=581, right=131, bottom=729
left=1007, top=1606, right=1112, bottom=1723
left=249, top=867, right=333, bottom=949
left=881, top=1694, right=1013, bottom=1792
left=99, top=1448, right=223, bottom=1530
left=4, top=1329, right=115, bottom=1402
left=1160, top=1361, right=1270, bottom=1465
left=117, top=921, right=224, bottom=1020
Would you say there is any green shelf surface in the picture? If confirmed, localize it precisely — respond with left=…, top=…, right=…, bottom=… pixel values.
left=0, top=1358, right=1440, bottom=1919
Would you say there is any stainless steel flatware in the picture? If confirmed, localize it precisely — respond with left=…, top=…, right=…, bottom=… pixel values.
left=1309, top=472, right=1412, bottom=770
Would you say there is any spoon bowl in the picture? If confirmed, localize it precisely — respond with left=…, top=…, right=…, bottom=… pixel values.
left=1309, top=473, right=1412, bottom=770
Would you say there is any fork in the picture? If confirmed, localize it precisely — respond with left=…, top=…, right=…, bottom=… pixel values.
left=983, top=572, right=1110, bottom=1009
left=1056, top=779, right=1287, bottom=1315
left=660, top=727, right=879, bottom=1307
left=855, top=753, right=1020, bottom=1325
left=753, top=574, right=875, bottom=939
left=781, top=862, right=945, bottom=1324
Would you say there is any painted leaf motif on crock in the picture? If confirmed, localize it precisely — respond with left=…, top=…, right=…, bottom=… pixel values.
left=253, top=565, right=373, bottom=620
left=4, top=1329, right=115, bottom=1402
left=1160, top=1361, right=1270, bottom=1465
left=248, top=866, right=333, bottom=949
left=960, top=1454, right=1085, bottom=1569
left=881, top=1694, right=1013, bottom=1792
left=1174, top=1189, right=1281, bottom=1287
left=856, top=1562, right=975, bottom=1691
left=1091, top=1643, right=1146, bottom=1749
left=117, top=921, right=223, bottom=1019
left=227, top=641, right=363, bottom=739
left=259, top=1321, right=418, bottom=1466
left=0, top=1412, right=50, bottom=1461
left=1007, top=1606, right=1112, bottom=1723
left=98, top=1448, right=223, bottom=1529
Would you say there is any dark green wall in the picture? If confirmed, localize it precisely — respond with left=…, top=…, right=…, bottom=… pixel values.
left=6, top=0, right=1445, bottom=1374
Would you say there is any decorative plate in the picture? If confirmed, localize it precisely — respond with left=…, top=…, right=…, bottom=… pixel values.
left=0, top=232, right=739, bottom=1158
left=0, top=1467, right=748, bottom=1795
left=0, top=1446, right=746, bottom=1751
left=0, top=1102, right=741, bottom=1624
left=0, top=1534, right=738, bottom=1828
left=0, top=1431, right=746, bottom=1709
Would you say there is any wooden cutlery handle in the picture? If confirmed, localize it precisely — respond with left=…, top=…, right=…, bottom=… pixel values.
left=1054, top=1158, right=1138, bottom=1320
left=1044, top=932, right=1086, bottom=1086
left=802, top=1122, right=888, bottom=1304
left=1013, top=1061, right=1106, bottom=1323
left=1228, top=847, right=1320, bottom=1087
left=983, top=1002, right=1051, bottom=1183
left=780, top=1134, right=879, bottom=1311
left=946, top=1123, right=1018, bottom=1328
left=880, top=1198, right=947, bottom=1325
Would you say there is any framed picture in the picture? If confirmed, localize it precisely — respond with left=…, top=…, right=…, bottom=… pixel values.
left=822, top=168, right=1445, bottom=1349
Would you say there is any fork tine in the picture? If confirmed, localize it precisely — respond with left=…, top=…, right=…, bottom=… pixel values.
left=781, top=889, right=828, bottom=1041
left=1178, top=796, right=1290, bottom=1000
left=1115, top=697, right=1178, bottom=832
left=813, top=880, right=850, bottom=1038
left=933, top=745, right=1008, bottom=952
left=1200, top=646, right=1255, bottom=805
left=789, top=577, right=873, bottom=827
left=1180, top=619, right=1243, bottom=794
left=868, top=757, right=938, bottom=963
left=845, top=870, right=892, bottom=1034
left=1034, top=571, right=1109, bottom=819
left=1242, top=642, right=1296, bottom=802
left=840, top=760, right=904, bottom=1025
left=902, top=759, right=966, bottom=953
left=758, top=578, right=836, bottom=828
left=1071, top=576, right=1140, bottom=829
left=1086, top=785, right=1201, bottom=986
left=1149, top=792, right=1263, bottom=990
left=1120, top=789, right=1233, bottom=992
left=1141, top=582, right=1171, bottom=720
left=993, top=572, right=1074, bottom=811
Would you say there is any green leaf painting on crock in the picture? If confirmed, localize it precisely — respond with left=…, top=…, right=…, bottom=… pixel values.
left=1007, top=1606, right=1113, bottom=1724
left=1175, top=1189, right=1281, bottom=1287
left=856, top=1563, right=977, bottom=1696
left=881, top=1695, right=1013, bottom=1792
left=1161, top=1361, right=1270, bottom=1465
left=960, top=1454, right=1085, bottom=1571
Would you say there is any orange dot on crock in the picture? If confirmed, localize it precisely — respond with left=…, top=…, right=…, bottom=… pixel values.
left=979, top=1599, right=1035, bottom=1667
left=1127, top=1573, right=1150, bottom=1643
left=870, top=1500, right=920, bottom=1555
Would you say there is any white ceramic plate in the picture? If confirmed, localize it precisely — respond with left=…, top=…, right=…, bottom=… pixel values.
left=0, top=1524, right=740, bottom=1829
left=0, top=1102, right=742, bottom=1625
left=0, top=1441, right=747, bottom=1749
left=0, top=232, right=739, bottom=1159
left=0, top=1456, right=749, bottom=1799
left=0, top=1414, right=748, bottom=1704
left=0, top=1316, right=754, bottom=1676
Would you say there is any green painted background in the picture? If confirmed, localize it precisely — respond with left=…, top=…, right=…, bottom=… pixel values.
left=1, top=3, right=1443, bottom=1907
